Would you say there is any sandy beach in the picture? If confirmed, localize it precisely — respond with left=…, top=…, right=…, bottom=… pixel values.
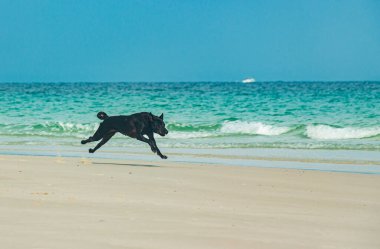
left=0, top=155, right=379, bottom=249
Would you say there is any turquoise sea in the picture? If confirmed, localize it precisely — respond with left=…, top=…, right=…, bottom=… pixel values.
left=1, top=82, right=379, bottom=173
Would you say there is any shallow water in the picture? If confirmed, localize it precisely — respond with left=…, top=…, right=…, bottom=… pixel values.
left=1, top=82, right=379, bottom=151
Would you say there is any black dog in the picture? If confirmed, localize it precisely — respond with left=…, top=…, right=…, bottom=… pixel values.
left=81, top=112, right=168, bottom=159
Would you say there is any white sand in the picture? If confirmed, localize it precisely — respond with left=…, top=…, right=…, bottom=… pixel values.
left=0, top=155, right=379, bottom=249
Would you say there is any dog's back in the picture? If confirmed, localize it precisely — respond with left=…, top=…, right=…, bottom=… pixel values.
left=95, top=112, right=152, bottom=136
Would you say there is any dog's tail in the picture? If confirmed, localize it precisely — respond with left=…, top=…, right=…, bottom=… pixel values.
left=97, top=111, right=109, bottom=120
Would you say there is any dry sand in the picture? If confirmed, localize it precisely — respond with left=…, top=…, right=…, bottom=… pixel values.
left=0, top=155, right=379, bottom=249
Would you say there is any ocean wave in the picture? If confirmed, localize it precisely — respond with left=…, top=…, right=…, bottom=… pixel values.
left=1, top=121, right=380, bottom=143
left=166, top=131, right=216, bottom=139
left=0, top=122, right=98, bottom=137
left=167, top=121, right=293, bottom=136
left=220, top=121, right=291, bottom=136
left=167, top=123, right=220, bottom=132
left=306, top=125, right=380, bottom=140
left=51, top=122, right=98, bottom=133
left=0, top=120, right=293, bottom=138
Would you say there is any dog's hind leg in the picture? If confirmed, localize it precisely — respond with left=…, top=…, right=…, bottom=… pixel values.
left=81, top=124, right=107, bottom=144
left=89, top=131, right=116, bottom=153
left=81, top=137, right=96, bottom=144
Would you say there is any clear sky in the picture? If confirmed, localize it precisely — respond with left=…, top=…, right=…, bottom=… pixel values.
left=0, top=0, right=379, bottom=82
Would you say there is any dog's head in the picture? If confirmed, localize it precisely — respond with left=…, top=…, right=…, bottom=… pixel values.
left=150, top=113, right=168, bottom=136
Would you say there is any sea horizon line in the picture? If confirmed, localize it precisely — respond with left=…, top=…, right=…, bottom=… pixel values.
left=0, top=80, right=379, bottom=84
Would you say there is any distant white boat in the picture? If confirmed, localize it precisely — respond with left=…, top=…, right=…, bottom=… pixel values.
left=242, top=78, right=256, bottom=83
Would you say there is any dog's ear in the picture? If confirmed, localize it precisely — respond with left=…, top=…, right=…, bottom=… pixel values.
left=159, top=113, right=164, bottom=120
left=148, top=112, right=154, bottom=122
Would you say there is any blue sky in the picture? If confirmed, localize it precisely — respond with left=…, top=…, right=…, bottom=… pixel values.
left=0, top=0, right=379, bottom=82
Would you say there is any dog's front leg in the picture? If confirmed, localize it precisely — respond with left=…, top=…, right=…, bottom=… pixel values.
left=136, top=134, right=166, bottom=159
left=136, top=134, right=156, bottom=152
left=147, top=133, right=167, bottom=159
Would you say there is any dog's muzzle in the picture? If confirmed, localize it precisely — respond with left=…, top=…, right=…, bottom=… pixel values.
left=160, top=129, right=169, bottom=136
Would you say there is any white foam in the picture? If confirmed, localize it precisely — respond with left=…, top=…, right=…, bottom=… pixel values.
left=166, top=131, right=215, bottom=139
left=55, top=122, right=98, bottom=133
left=220, top=121, right=291, bottom=136
left=306, top=125, right=380, bottom=140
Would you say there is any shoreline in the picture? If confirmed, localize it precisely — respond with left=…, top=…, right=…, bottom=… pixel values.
left=1, top=146, right=380, bottom=174
left=0, top=154, right=379, bottom=248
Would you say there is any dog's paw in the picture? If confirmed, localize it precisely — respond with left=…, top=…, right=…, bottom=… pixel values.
left=160, top=155, right=168, bottom=159
left=81, top=140, right=87, bottom=144
left=89, top=148, right=95, bottom=153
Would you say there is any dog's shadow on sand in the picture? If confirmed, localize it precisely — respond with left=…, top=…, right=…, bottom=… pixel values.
left=92, top=162, right=160, bottom=168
